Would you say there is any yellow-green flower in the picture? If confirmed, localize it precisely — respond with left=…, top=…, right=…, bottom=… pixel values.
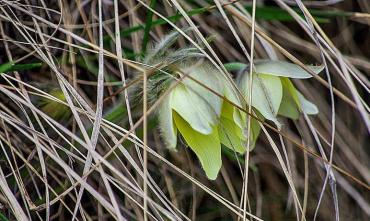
left=157, top=61, right=246, bottom=180
left=146, top=32, right=323, bottom=180
left=236, top=60, right=324, bottom=130
left=142, top=32, right=248, bottom=179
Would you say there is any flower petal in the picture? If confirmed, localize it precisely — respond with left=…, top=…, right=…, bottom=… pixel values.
left=278, top=91, right=300, bottom=120
left=170, top=84, right=217, bottom=134
left=221, top=75, right=247, bottom=130
left=220, top=101, right=245, bottom=137
left=157, top=95, right=177, bottom=149
left=238, top=73, right=283, bottom=127
left=219, top=117, right=245, bottom=153
left=254, top=60, right=324, bottom=79
left=297, top=91, right=319, bottom=115
left=248, top=116, right=262, bottom=150
left=173, top=112, right=221, bottom=180
left=278, top=78, right=300, bottom=119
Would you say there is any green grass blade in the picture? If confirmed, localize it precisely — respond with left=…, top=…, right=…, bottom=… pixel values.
left=0, top=62, right=14, bottom=73
left=0, top=61, right=42, bottom=74
left=9, top=62, right=42, bottom=71
left=0, top=212, right=10, bottom=221
left=244, top=5, right=351, bottom=23
left=142, top=0, right=157, bottom=54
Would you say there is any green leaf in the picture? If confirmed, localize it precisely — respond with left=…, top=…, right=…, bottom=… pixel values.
left=254, top=60, right=324, bottom=79
left=238, top=73, right=283, bottom=127
left=173, top=112, right=221, bottom=180
left=158, top=95, right=177, bottom=149
left=170, top=84, right=217, bottom=134
left=297, top=91, right=319, bottom=115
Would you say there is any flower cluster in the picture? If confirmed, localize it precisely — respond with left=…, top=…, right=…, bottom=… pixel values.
left=143, top=34, right=323, bottom=179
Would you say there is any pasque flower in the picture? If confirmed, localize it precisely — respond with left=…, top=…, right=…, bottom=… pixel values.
left=156, top=61, right=246, bottom=180
left=236, top=60, right=324, bottom=130
left=144, top=32, right=323, bottom=180
left=144, top=33, right=246, bottom=180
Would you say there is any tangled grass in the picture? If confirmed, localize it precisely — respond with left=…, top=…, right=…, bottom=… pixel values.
left=0, top=0, right=369, bottom=220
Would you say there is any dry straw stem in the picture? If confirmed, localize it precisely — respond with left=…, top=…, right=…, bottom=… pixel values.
left=0, top=0, right=369, bottom=220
